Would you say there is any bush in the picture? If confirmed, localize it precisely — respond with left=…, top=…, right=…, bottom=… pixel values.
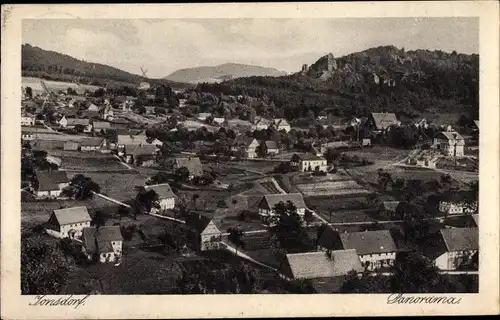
left=238, top=211, right=247, bottom=221
left=216, top=200, right=228, bottom=208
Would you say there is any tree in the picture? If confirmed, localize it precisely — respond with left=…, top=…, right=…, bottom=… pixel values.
left=256, top=141, right=268, bottom=158
left=192, top=194, right=200, bottom=209
left=91, top=210, right=106, bottom=228
left=227, top=228, right=245, bottom=256
left=69, top=174, right=100, bottom=200
left=175, top=166, right=190, bottom=182
left=270, top=201, right=308, bottom=250
left=25, top=86, right=33, bottom=99
left=21, top=232, right=74, bottom=294
left=135, top=187, right=159, bottom=213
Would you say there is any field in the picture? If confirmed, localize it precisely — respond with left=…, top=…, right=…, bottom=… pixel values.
left=342, top=146, right=409, bottom=163
left=22, top=76, right=100, bottom=95
left=58, top=152, right=127, bottom=171
left=292, top=172, right=369, bottom=197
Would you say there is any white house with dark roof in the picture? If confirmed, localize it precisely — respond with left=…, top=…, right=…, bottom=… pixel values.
left=257, top=193, right=306, bottom=223
left=21, top=115, right=36, bottom=126
left=433, top=131, right=465, bottom=157
left=34, top=170, right=70, bottom=199
left=82, top=226, right=123, bottom=263
left=337, top=230, right=398, bottom=271
left=232, top=136, right=259, bottom=158
left=438, top=191, right=478, bottom=215
left=272, top=118, right=291, bottom=132
left=173, top=157, right=203, bottom=179
left=252, top=117, right=272, bottom=131
left=144, top=183, right=176, bottom=213
left=185, top=214, right=223, bottom=251
left=44, top=206, right=92, bottom=239
left=434, top=227, right=478, bottom=270
left=283, top=250, right=363, bottom=281
left=265, top=140, right=279, bottom=155
left=290, top=153, right=328, bottom=172
left=80, top=137, right=108, bottom=152
left=369, top=112, right=400, bottom=132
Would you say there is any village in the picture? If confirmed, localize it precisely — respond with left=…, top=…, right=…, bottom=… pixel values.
left=21, top=76, right=479, bottom=294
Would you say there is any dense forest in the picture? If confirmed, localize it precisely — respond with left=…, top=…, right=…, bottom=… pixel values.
left=21, top=44, right=191, bottom=89
left=193, top=46, right=479, bottom=122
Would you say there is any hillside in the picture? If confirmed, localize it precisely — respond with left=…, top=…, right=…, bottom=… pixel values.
left=164, top=63, right=287, bottom=84
left=194, top=46, right=479, bottom=122
left=21, top=44, right=191, bottom=89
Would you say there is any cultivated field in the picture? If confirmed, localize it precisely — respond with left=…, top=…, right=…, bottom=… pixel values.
left=296, top=180, right=370, bottom=197
left=59, top=152, right=127, bottom=171
left=22, top=76, right=100, bottom=95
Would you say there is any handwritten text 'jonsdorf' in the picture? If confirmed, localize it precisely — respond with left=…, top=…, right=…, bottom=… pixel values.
left=29, top=295, right=90, bottom=309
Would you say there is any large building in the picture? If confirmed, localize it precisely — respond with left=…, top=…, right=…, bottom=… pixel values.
left=82, top=226, right=124, bottom=263
left=434, top=227, right=478, bottom=270
left=290, top=153, right=328, bottom=172
left=257, top=193, right=307, bottom=224
left=433, top=131, right=465, bottom=157
left=144, top=183, right=176, bottom=213
left=44, top=206, right=92, bottom=239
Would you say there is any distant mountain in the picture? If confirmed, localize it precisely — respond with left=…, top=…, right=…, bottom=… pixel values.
left=164, top=63, right=287, bottom=84
left=21, top=44, right=191, bottom=89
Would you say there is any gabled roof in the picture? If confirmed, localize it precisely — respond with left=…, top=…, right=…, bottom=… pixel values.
left=471, top=214, right=479, bottom=227
left=473, top=120, right=479, bottom=129
left=317, top=226, right=339, bottom=250
left=117, top=134, right=148, bottom=146
left=201, top=220, right=221, bottom=235
left=124, top=144, right=157, bottom=156
left=440, top=227, right=478, bottom=252
left=80, top=137, right=105, bottom=147
left=381, top=201, right=401, bottom=212
left=273, top=118, right=290, bottom=127
left=233, top=136, right=257, bottom=148
left=93, top=121, right=111, bottom=130
left=339, top=230, right=397, bottom=255
left=293, top=153, right=326, bottom=161
left=174, top=157, right=203, bottom=176
left=66, top=118, right=90, bottom=126
left=144, top=183, right=175, bottom=199
left=439, top=131, right=465, bottom=144
left=260, top=193, right=306, bottom=210
left=285, top=250, right=363, bottom=280
left=371, top=113, right=399, bottom=130
left=253, top=117, right=272, bottom=126
left=82, top=226, right=123, bottom=254
left=185, top=214, right=212, bottom=234
left=52, top=206, right=91, bottom=225
left=265, top=140, right=278, bottom=150
left=36, top=170, right=69, bottom=191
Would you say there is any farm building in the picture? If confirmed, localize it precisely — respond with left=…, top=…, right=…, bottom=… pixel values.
left=319, top=229, right=398, bottom=271
left=438, top=191, right=478, bottom=215
left=21, top=115, right=36, bottom=126
left=44, top=206, right=92, bottom=239
left=265, top=141, right=279, bottom=155
left=93, top=121, right=111, bottom=133
left=252, top=117, right=272, bottom=131
left=378, top=201, right=401, bottom=218
left=272, top=118, right=291, bottom=132
left=185, top=214, right=223, bottom=251
left=213, top=117, right=225, bottom=125
left=33, top=170, right=70, bottom=199
left=59, top=116, right=93, bottom=132
left=290, top=153, right=328, bottom=172
left=232, top=136, right=259, bottom=159
left=173, top=157, right=203, bottom=179
left=82, top=226, right=123, bottom=263
left=144, top=183, right=176, bottom=213
left=80, top=137, right=108, bottom=152
left=434, top=227, right=478, bottom=270
left=123, top=144, right=157, bottom=165
left=87, top=103, right=99, bottom=111
left=21, top=127, right=61, bottom=141
left=369, top=113, right=400, bottom=132
left=433, top=131, right=465, bottom=157
left=282, top=250, right=363, bottom=281
left=257, top=193, right=306, bottom=224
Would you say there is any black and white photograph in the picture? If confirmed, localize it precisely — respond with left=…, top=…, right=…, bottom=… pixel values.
left=2, top=2, right=500, bottom=319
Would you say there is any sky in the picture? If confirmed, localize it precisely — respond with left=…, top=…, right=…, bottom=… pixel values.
left=22, top=18, right=479, bottom=79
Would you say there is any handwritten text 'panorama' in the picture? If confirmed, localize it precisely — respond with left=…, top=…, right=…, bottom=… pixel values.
left=29, top=295, right=90, bottom=309
left=387, top=293, right=462, bottom=305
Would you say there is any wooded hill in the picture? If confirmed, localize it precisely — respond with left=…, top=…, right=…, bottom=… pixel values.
left=194, top=45, right=479, bottom=122
left=21, top=44, right=192, bottom=89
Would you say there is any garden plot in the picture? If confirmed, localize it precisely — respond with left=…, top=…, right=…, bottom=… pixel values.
left=59, top=152, right=126, bottom=171
left=296, top=180, right=370, bottom=197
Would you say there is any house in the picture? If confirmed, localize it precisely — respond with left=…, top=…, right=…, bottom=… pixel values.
left=197, top=113, right=212, bottom=121
left=283, top=250, right=363, bottom=281
left=273, top=118, right=291, bottom=132
left=33, top=170, right=70, bottom=199
left=59, top=117, right=92, bottom=132
left=144, top=106, right=156, bottom=115
left=93, top=121, right=111, bottom=134
left=87, top=103, right=99, bottom=112
left=320, top=230, right=398, bottom=271
left=213, top=117, right=225, bottom=125
left=44, top=206, right=92, bottom=239
left=144, top=183, right=176, bottom=213
left=99, top=105, right=114, bottom=120
left=82, top=226, right=123, bottom=263
left=252, top=117, right=272, bottom=131
left=173, top=157, right=203, bottom=179
left=433, top=131, right=465, bottom=157
left=185, top=214, right=223, bottom=251
left=21, top=127, right=59, bottom=141
left=438, top=191, right=478, bottom=215
left=63, top=141, right=80, bottom=151
left=21, top=115, right=36, bottom=126
left=369, top=113, right=400, bottom=132
left=415, top=118, right=430, bottom=129
left=117, top=134, right=163, bottom=149
left=123, top=144, right=157, bottom=166
left=232, top=136, right=260, bottom=158
left=290, top=153, right=328, bottom=172
left=257, top=193, right=307, bottom=224
left=80, top=137, right=108, bottom=152
left=434, top=227, right=478, bottom=270
left=320, top=141, right=349, bottom=154
left=378, top=201, right=401, bottom=218
left=265, top=140, right=279, bottom=155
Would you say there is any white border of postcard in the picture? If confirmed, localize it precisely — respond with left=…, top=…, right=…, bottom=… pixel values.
left=2, top=2, right=499, bottom=318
